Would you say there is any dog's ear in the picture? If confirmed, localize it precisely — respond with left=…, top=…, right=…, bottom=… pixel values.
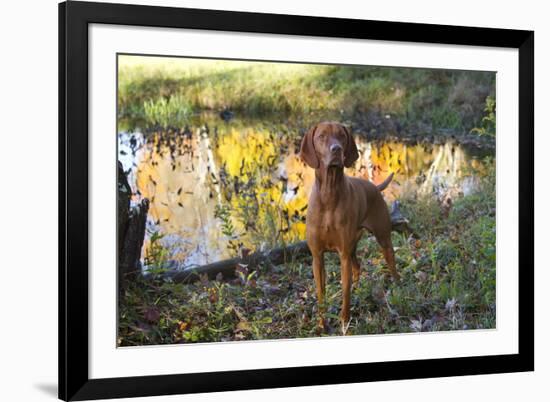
left=343, top=125, right=359, bottom=167
left=299, top=125, right=319, bottom=168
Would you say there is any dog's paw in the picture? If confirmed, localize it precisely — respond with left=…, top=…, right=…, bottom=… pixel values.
left=382, top=270, right=401, bottom=283
left=315, top=317, right=327, bottom=334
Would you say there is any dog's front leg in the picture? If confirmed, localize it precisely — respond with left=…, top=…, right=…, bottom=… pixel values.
left=312, top=251, right=326, bottom=330
left=339, top=253, right=353, bottom=335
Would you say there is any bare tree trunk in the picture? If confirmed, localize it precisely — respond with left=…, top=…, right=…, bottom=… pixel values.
left=118, top=161, right=149, bottom=286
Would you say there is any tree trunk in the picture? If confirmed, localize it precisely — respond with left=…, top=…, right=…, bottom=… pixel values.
left=118, top=161, right=149, bottom=286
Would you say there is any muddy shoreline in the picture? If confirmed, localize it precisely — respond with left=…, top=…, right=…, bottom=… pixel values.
left=120, top=108, right=495, bottom=154
left=350, top=110, right=495, bottom=152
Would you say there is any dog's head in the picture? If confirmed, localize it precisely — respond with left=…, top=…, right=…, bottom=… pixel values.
left=299, top=122, right=359, bottom=169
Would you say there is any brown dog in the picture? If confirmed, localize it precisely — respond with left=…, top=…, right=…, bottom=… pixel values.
left=299, top=121, right=399, bottom=334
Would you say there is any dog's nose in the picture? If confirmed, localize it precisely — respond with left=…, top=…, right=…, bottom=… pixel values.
left=330, top=144, right=342, bottom=153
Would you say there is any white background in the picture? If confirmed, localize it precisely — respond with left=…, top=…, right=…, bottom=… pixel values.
left=0, top=0, right=545, bottom=401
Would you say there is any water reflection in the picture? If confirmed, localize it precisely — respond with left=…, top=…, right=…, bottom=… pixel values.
left=118, top=118, right=488, bottom=268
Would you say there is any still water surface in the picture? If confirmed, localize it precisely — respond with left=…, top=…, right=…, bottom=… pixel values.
left=118, top=116, right=488, bottom=268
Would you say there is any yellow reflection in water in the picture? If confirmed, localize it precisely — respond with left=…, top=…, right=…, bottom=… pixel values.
left=127, top=126, right=483, bottom=266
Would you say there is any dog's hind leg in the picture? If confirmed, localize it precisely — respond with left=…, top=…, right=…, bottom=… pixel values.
left=381, top=242, right=400, bottom=281
left=375, top=232, right=400, bottom=281
left=365, top=201, right=400, bottom=282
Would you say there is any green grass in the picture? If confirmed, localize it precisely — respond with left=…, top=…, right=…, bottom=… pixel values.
left=142, top=94, right=193, bottom=129
left=118, top=55, right=495, bottom=134
left=118, top=159, right=496, bottom=345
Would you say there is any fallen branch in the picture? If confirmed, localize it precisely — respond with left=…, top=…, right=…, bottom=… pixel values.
left=390, top=200, right=414, bottom=234
left=156, top=241, right=310, bottom=283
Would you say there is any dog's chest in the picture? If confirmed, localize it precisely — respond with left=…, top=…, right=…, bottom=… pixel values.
left=319, top=213, right=341, bottom=233
left=317, top=210, right=351, bottom=247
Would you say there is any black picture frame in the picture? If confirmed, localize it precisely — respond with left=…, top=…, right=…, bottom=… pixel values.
left=59, top=1, right=534, bottom=400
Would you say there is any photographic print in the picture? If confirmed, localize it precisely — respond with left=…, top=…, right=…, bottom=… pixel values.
left=60, top=4, right=533, bottom=398
left=116, top=54, right=496, bottom=346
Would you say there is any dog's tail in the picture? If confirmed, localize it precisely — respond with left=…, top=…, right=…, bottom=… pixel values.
left=376, top=172, right=394, bottom=191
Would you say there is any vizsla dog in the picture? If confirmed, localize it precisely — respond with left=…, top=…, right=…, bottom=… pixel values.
left=300, top=122, right=399, bottom=334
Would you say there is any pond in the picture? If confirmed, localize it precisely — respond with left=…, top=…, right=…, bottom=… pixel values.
left=118, top=114, right=490, bottom=269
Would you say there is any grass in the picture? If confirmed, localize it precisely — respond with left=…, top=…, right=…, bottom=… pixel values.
left=118, top=158, right=496, bottom=346
left=143, top=94, right=193, bottom=129
left=118, top=55, right=495, bottom=134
